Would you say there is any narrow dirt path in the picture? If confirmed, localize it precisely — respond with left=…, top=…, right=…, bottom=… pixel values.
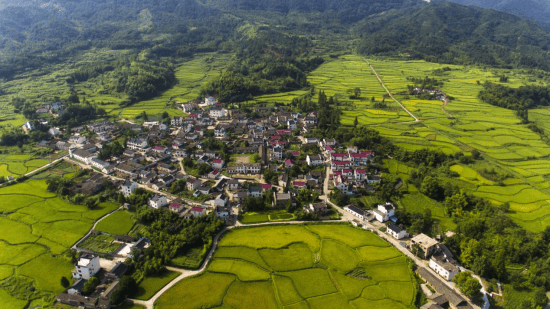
left=362, top=58, right=420, bottom=122
left=442, top=98, right=454, bottom=118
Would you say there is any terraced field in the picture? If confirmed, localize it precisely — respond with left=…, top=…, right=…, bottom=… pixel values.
left=155, top=224, right=418, bottom=309
left=0, top=172, right=118, bottom=307
left=250, top=55, right=550, bottom=232
left=0, top=153, right=50, bottom=178
left=115, top=53, right=233, bottom=119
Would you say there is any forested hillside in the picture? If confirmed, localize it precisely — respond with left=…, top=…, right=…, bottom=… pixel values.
left=445, top=0, right=550, bottom=25
left=354, top=2, right=550, bottom=70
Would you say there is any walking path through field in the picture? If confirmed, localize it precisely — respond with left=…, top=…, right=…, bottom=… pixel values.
left=2, top=154, right=68, bottom=185
left=363, top=58, right=420, bottom=122
left=442, top=97, right=454, bottom=118
left=72, top=206, right=122, bottom=250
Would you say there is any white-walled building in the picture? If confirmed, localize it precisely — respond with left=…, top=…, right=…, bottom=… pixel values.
left=209, top=108, right=228, bottom=118
left=72, top=254, right=100, bottom=280
left=306, top=154, right=324, bottom=166
left=373, top=202, right=395, bottom=222
left=71, top=149, right=97, bottom=165
left=429, top=253, right=459, bottom=281
left=148, top=194, right=168, bottom=209
left=205, top=96, right=217, bottom=106
left=121, top=180, right=139, bottom=197
left=386, top=223, right=409, bottom=240
left=344, top=205, right=367, bottom=220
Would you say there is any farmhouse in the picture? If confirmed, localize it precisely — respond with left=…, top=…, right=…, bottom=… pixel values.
left=306, top=154, right=324, bottom=166
left=215, top=206, right=231, bottom=220
left=214, top=194, right=229, bottom=207
left=387, top=223, right=409, bottom=240
left=429, top=252, right=459, bottom=281
left=148, top=194, right=168, bottom=209
left=191, top=207, right=206, bottom=217
left=121, top=180, right=139, bottom=197
left=71, top=149, right=97, bottom=164
left=373, top=202, right=396, bottom=222
left=344, top=205, right=367, bottom=220
left=305, top=202, right=330, bottom=215
left=72, top=254, right=100, bottom=280
left=169, top=203, right=184, bottom=213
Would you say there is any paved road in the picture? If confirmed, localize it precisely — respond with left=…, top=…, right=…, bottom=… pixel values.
left=363, top=57, right=420, bottom=122
left=130, top=226, right=233, bottom=309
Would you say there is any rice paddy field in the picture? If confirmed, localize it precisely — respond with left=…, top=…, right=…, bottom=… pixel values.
left=155, top=224, right=418, bottom=309
left=0, top=170, right=118, bottom=308
left=115, top=53, right=234, bottom=119
left=239, top=210, right=297, bottom=224
left=95, top=210, right=134, bottom=235
left=250, top=54, right=550, bottom=232
left=0, top=152, right=51, bottom=178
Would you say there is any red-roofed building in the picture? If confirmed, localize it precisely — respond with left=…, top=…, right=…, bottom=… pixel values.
left=294, top=181, right=307, bottom=189
left=212, top=159, right=224, bottom=169
left=349, top=152, right=371, bottom=165
left=189, top=113, right=198, bottom=118
left=191, top=207, right=206, bottom=217
left=355, top=169, right=366, bottom=181
left=330, top=153, right=348, bottom=161
left=261, top=184, right=272, bottom=191
left=331, top=160, right=351, bottom=171
left=277, top=129, right=293, bottom=136
left=285, top=159, right=294, bottom=168
left=291, top=151, right=300, bottom=157
left=271, top=135, right=281, bottom=140
left=342, top=169, right=354, bottom=178
left=208, top=169, right=220, bottom=179
left=152, top=146, right=166, bottom=153
left=169, top=203, right=183, bottom=213
left=325, top=145, right=335, bottom=154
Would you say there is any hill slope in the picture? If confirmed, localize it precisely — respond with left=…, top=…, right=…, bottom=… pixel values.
left=445, top=0, right=550, bottom=23
left=354, top=2, right=550, bottom=70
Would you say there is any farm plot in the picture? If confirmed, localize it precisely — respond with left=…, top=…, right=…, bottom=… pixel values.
left=0, top=178, right=119, bottom=308
left=156, top=224, right=417, bottom=309
left=239, top=210, right=297, bottom=224
left=95, top=210, right=134, bottom=235
left=133, top=270, right=180, bottom=300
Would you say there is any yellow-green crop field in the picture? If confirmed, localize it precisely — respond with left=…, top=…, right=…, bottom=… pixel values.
left=250, top=54, right=550, bottom=232
left=155, top=224, right=417, bottom=309
left=0, top=177, right=118, bottom=307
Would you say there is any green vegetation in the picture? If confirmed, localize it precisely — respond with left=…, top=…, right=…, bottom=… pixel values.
left=156, top=224, right=417, bottom=309
left=79, top=234, right=122, bottom=254
left=239, top=210, right=297, bottom=224
left=134, top=270, right=180, bottom=301
left=95, top=210, right=134, bottom=235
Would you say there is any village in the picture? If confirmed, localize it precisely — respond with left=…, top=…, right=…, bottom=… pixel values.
left=24, top=97, right=475, bottom=309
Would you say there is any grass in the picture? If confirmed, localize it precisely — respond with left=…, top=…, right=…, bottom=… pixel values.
left=170, top=246, right=204, bottom=269
left=156, top=224, right=417, bottom=309
left=0, top=242, right=47, bottom=266
left=134, top=270, right=180, bottom=300
left=95, top=210, right=134, bottom=235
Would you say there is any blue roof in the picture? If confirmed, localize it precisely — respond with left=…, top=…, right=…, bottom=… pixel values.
left=390, top=216, right=398, bottom=223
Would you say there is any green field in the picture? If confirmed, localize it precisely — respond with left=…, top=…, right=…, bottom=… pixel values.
left=0, top=178, right=118, bottom=307
left=155, top=224, right=417, bottom=309
left=95, top=210, right=134, bottom=235
left=134, top=270, right=180, bottom=300
left=240, top=210, right=297, bottom=224
left=246, top=54, right=550, bottom=232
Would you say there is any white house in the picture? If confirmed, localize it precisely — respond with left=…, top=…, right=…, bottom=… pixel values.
left=429, top=253, right=459, bottom=281
left=48, top=127, right=61, bottom=137
left=72, top=254, right=100, bottom=280
left=121, top=180, right=139, bottom=197
left=271, top=145, right=283, bottom=160
left=69, top=134, right=87, bottom=145
left=386, top=223, right=408, bottom=240
left=127, top=137, right=148, bottom=150
left=306, top=154, right=324, bottom=166
left=21, top=121, right=34, bottom=134
left=209, top=108, right=228, bottom=118
left=191, top=207, right=206, bottom=217
left=354, top=169, right=366, bottom=181
left=304, top=137, right=319, bottom=144
left=215, top=206, right=231, bottom=220
left=169, top=203, right=184, bottom=213
left=344, top=205, right=366, bottom=220
left=214, top=194, right=228, bottom=207
left=212, top=159, right=225, bottom=170
left=148, top=194, right=168, bottom=209
left=90, top=158, right=111, bottom=174
left=205, top=96, right=217, bottom=106
left=227, top=179, right=240, bottom=191
left=373, top=202, right=395, bottom=222
left=331, top=160, right=351, bottom=171
left=71, top=149, right=97, bottom=165
left=248, top=186, right=262, bottom=198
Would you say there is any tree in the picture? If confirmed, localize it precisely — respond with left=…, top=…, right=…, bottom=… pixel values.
left=471, top=149, right=481, bottom=160
left=420, top=176, right=442, bottom=200
left=60, top=276, right=70, bottom=288
left=452, top=272, right=483, bottom=304
left=81, top=276, right=99, bottom=295
left=354, top=116, right=358, bottom=127
left=354, top=87, right=361, bottom=98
